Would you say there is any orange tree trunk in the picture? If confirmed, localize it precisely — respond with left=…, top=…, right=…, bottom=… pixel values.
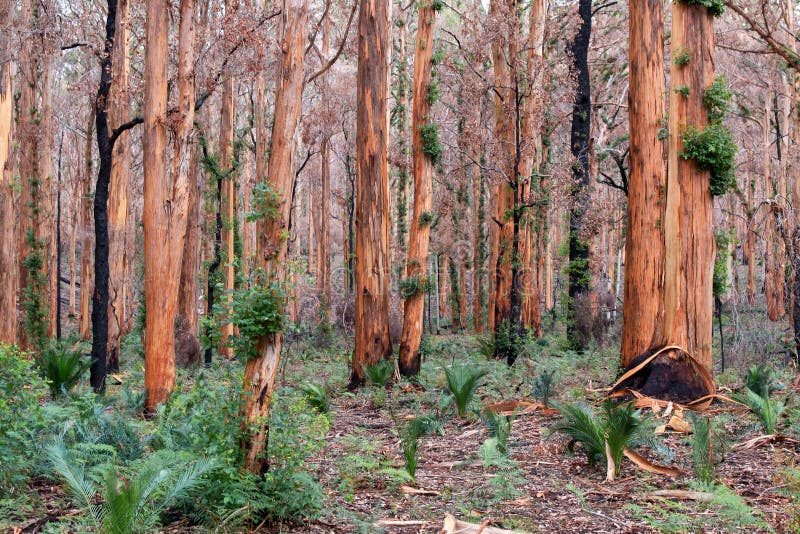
left=242, top=0, right=308, bottom=475
left=107, top=0, right=131, bottom=371
left=438, top=254, right=449, bottom=324
left=0, top=0, right=15, bottom=344
left=620, top=0, right=666, bottom=367
left=143, top=0, right=192, bottom=412
left=472, top=165, right=486, bottom=333
left=660, top=0, right=715, bottom=370
left=176, top=0, right=198, bottom=334
left=219, top=55, right=236, bottom=358
left=350, top=0, right=393, bottom=386
left=79, top=112, right=93, bottom=342
left=398, top=0, right=437, bottom=375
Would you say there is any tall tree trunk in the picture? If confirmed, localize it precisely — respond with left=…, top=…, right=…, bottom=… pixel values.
left=0, top=0, right=15, bottom=344
left=764, top=95, right=785, bottom=321
left=242, top=0, right=308, bottom=475
left=314, top=18, right=332, bottom=325
left=472, top=165, right=485, bottom=333
left=566, top=0, right=592, bottom=352
left=658, top=1, right=715, bottom=370
left=438, top=254, right=449, bottom=324
left=219, top=35, right=237, bottom=358
left=143, top=0, right=192, bottom=411
left=350, top=0, right=393, bottom=386
left=80, top=111, right=94, bottom=343
left=620, top=0, right=666, bottom=367
left=107, top=0, right=131, bottom=371
left=398, top=0, right=436, bottom=375
left=176, top=0, right=198, bottom=334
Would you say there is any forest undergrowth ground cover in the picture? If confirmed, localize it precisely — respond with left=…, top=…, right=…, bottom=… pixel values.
left=4, top=309, right=800, bottom=533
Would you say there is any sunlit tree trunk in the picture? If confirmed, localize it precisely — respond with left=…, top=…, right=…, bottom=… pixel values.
left=350, top=0, right=393, bottom=386
left=438, top=254, right=449, bottom=324
left=143, top=0, right=193, bottom=411
left=620, top=0, right=666, bottom=367
left=658, top=1, right=715, bottom=369
left=107, top=0, right=131, bottom=371
left=0, top=0, right=15, bottom=344
left=242, top=0, right=308, bottom=474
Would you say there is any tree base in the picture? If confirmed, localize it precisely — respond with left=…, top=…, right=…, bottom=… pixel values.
left=612, top=346, right=715, bottom=407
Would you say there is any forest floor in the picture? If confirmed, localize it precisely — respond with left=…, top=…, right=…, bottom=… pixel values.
left=5, top=309, right=800, bottom=533
left=291, top=332, right=800, bottom=534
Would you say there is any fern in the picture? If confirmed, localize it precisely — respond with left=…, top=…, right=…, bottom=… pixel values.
left=297, top=382, right=330, bottom=413
left=736, top=387, right=785, bottom=434
left=552, top=400, right=642, bottom=477
left=481, top=409, right=515, bottom=455
left=444, top=365, right=487, bottom=418
left=364, top=359, right=395, bottom=387
left=47, top=440, right=217, bottom=533
left=552, top=402, right=606, bottom=467
left=744, top=365, right=778, bottom=399
left=37, top=341, right=91, bottom=397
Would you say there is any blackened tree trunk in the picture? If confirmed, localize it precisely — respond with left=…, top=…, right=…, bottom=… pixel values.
left=90, top=0, right=119, bottom=393
left=567, top=0, right=592, bottom=352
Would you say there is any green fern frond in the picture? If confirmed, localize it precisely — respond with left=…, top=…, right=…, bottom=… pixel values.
left=552, top=402, right=605, bottom=466
left=444, top=365, right=487, bottom=418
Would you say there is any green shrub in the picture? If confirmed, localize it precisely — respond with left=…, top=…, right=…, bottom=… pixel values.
left=37, top=340, right=90, bottom=398
left=419, top=122, right=443, bottom=164
left=481, top=409, right=515, bottom=455
left=689, top=413, right=725, bottom=486
left=0, top=344, right=48, bottom=496
left=444, top=365, right=487, bottom=417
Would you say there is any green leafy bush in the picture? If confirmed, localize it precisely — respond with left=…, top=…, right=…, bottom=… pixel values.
left=444, top=365, right=487, bottom=417
left=0, top=344, right=48, bottom=496
left=680, top=124, right=737, bottom=196
left=704, top=76, right=734, bottom=124
left=37, top=340, right=90, bottom=397
left=223, top=276, right=287, bottom=361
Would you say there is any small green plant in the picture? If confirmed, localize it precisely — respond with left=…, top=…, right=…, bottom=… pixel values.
left=298, top=382, right=330, bottom=414
left=674, top=84, right=690, bottom=97
left=680, top=123, right=737, bottom=196
left=673, top=48, right=692, bottom=66
left=419, top=122, right=443, bottom=164
left=736, top=387, right=785, bottom=434
left=704, top=76, right=733, bottom=124
left=37, top=341, right=90, bottom=398
left=689, top=413, right=725, bottom=486
left=532, top=368, right=557, bottom=407
left=444, top=365, right=487, bottom=417
left=426, top=77, right=441, bottom=105
left=744, top=365, right=779, bottom=399
left=481, top=409, right=515, bottom=454
left=552, top=399, right=642, bottom=479
left=398, top=273, right=433, bottom=298
left=364, top=359, right=395, bottom=387
left=47, top=441, right=217, bottom=534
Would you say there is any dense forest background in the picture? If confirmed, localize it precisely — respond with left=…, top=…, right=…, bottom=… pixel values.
left=3, top=0, right=800, bottom=531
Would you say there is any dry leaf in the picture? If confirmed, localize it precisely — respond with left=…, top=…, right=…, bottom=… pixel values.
left=646, top=489, right=714, bottom=501
left=441, top=513, right=522, bottom=534
left=623, top=448, right=681, bottom=477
